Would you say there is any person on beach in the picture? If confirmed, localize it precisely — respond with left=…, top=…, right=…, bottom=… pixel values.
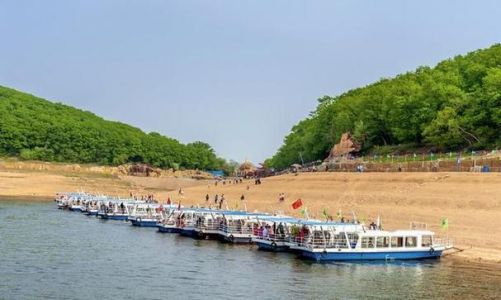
left=240, top=194, right=245, bottom=202
left=278, top=193, right=285, bottom=202
left=214, top=194, right=219, bottom=205
left=219, top=194, right=225, bottom=209
left=205, top=194, right=209, bottom=203
left=178, top=188, right=184, bottom=196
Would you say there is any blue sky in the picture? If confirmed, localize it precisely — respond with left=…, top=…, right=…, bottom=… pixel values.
left=1, top=0, right=500, bottom=163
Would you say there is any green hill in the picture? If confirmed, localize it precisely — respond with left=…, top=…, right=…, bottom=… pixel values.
left=0, top=86, right=226, bottom=170
left=268, top=44, right=501, bottom=169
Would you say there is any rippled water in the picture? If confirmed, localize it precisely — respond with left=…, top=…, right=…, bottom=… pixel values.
left=0, top=201, right=500, bottom=299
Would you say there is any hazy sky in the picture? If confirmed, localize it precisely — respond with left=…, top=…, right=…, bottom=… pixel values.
left=1, top=1, right=500, bottom=163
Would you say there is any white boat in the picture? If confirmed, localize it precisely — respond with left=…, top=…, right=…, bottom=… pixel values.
left=288, top=221, right=453, bottom=261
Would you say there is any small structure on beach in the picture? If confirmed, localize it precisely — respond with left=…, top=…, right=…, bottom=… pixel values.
left=238, top=160, right=256, bottom=177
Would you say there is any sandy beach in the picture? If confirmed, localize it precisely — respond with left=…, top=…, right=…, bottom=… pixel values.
left=1, top=164, right=500, bottom=264
left=168, top=172, right=501, bottom=264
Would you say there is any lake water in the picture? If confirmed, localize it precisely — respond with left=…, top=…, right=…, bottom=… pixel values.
left=0, top=201, right=500, bottom=300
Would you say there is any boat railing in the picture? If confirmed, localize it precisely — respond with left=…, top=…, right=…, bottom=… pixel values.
left=293, top=237, right=351, bottom=249
left=433, top=237, right=454, bottom=249
left=195, top=221, right=220, bottom=231
left=254, top=234, right=289, bottom=243
left=219, top=224, right=254, bottom=235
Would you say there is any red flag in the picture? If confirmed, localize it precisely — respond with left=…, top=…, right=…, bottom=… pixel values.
left=292, top=198, right=303, bottom=210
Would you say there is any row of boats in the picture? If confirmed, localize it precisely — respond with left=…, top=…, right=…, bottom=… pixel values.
left=56, top=192, right=453, bottom=262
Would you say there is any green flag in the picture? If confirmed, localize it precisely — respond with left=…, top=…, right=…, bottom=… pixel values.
left=300, top=207, right=307, bottom=217
left=322, top=208, right=328, bottom=219
left=440, top=218, right=449, bottom=230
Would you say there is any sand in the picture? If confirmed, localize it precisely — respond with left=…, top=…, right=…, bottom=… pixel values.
left=1, top=166, right=500, bottom=264
left=161, top=172, right=501, bottom=264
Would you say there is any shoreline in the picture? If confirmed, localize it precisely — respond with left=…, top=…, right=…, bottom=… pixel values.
left=0, top=195, right=53, bottom=202
left=1, top=168, right=501, bottom=265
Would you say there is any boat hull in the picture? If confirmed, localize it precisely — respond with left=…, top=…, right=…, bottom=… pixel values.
left=255, top=241, right=289, bottom=252
left=193, top=230, right=220, bottom=240
left=157, top=225, right=180, bottom=233
left=179, top=228, right=197, bottom=237
left=107, top=214, right=128, bottom=221
left=130, top=219, right=158, bottom=227
left=222, top=234, right=253, bottom=244
left=301, top=250, right=443, bottom=261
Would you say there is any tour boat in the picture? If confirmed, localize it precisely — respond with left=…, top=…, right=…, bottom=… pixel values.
left=288, top=222, right=452, bottom=261
left=218, top=211, right=269, bottom=243
left=176, top=209, right=200, bottom=237
left=192, top=209, right=227, bottom=240
left=128, top=203, right=163, bottom=227
left=252, top=216, right=314, bottom=252
left=157, top=208, right=183, bottom=233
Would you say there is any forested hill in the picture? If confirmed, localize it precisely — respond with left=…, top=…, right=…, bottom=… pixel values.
left=0, top=86, right=226, bottom=170
left=268, top=44, right=501, bottom=169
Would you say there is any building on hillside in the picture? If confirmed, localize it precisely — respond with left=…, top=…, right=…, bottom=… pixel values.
left=237, top=160, right=256, bottom=178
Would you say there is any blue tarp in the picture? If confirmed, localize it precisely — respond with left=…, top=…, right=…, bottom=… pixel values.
left=208, top=170, right=225, bottom=177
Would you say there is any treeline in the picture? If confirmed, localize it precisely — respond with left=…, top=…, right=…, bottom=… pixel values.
left=0, top=86, right=228, bottom=171
left=268, top=44, right=501, bottom=169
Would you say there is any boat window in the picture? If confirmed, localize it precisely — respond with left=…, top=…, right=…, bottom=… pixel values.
left=333, top=233, right=348, bottom=248
left=346, top=233, right=359, bottom=249
left=376, top=236, right=390, bottom=248
left=391, top=237, right=404, bottom=248
left=421, top=235, right=432, bottom=247
left=361, top=237, right=375, bottom=248
left=405, top=237, right=417, bottom=247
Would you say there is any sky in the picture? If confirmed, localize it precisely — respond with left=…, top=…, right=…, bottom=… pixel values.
left=1, top=1, right=501, bottom=163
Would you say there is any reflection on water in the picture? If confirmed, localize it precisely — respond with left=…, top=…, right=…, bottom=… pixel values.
left=0, top=201, right=500, bottom=299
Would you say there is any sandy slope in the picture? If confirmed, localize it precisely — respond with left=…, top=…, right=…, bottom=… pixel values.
left=166, top=172, right=501, bottom=263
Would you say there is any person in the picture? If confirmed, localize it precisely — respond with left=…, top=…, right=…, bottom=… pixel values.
left=120, top=202, right=125, bottom=214
left=178, top=188, right=184, bottom=196
left=166, top=197, right=171, bottom=205
left=246, top=185, right=250, bottom=191
left=205, top=194, right=209, bottom=203
left=263, top=226, right=269, bottom=238
left=278, top=193, right=285, bottom=202
left=219, top=194, right=225, bottom=209
left=277, top=223, right=285, bottom=238
left=240, top=194, right=245, bottom=201
left=214, top=194, right=219, bottom=205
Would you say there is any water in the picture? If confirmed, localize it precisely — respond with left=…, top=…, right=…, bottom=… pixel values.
left=0, top=201, right=500, bottom=300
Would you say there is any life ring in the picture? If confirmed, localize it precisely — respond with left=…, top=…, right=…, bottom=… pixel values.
left=429, top=247, right=435, bottom=255
left=271, top=241, right=277, bottom=250
left=198, top=231, right=204, bottom=238
left=229, top=234, right=234, bottom=242
left=137, top=217, right=142, bottom=224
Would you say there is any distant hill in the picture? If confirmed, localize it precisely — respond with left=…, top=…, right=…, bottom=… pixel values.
left=0, top=86, right=226, bottom=170
left=268, top=44, right=501, bottom=169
